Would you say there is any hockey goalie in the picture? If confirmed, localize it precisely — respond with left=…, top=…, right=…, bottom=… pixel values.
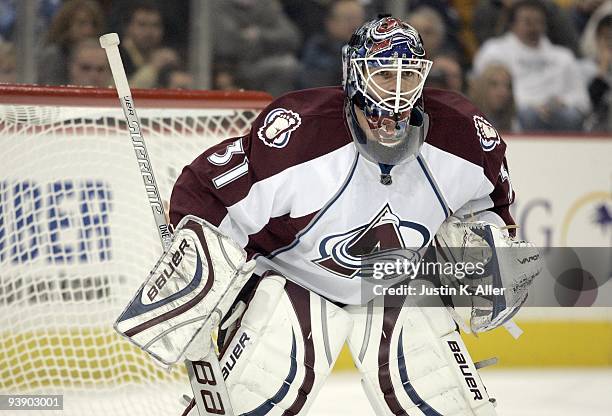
left=115, top=16, right=541, bottom=416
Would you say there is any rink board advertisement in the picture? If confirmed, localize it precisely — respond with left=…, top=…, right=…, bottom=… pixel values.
left=505, top=137, right=611, bottom=249
left=1, top=131, right=610, bottom=367
left=0, top=131, right=211, bottom=313
left=0, top=128, right=215, bottom=392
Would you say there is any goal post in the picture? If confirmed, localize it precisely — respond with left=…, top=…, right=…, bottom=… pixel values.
left=0, top=84, right=271, bottom=415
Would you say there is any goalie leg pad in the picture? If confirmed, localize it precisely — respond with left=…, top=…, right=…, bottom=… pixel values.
left=345, top=299, right=496, bottom=416
left=218, top=277, right=353, bottom=415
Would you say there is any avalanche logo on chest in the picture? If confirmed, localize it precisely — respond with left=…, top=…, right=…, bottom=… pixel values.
left=257, top=108, right=301, bottom=148
left=312, top=204, right=431, bottom=279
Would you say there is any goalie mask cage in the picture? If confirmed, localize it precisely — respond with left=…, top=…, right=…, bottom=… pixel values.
left=0, top=84, right=272, bottom=416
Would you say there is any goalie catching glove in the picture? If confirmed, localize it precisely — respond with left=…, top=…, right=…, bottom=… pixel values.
left=435, top=216, right=542, bottom=333
left=114, top=215, right=255, bottom=366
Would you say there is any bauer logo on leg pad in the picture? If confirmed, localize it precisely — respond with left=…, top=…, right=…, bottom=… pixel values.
left=447, top=340, right=483, bottom=401
left=221, top=330, right=252, bottom=380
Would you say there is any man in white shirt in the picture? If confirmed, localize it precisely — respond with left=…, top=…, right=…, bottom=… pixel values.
left=473, top=0, right=590, bottom=131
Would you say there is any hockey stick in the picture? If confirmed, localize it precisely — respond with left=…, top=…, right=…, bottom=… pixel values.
left=100, top=33, right=235, bottom=416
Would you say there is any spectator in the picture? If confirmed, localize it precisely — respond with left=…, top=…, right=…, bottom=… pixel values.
left=298, top=0, right=366, bottom=89
left=409, top=1, right=465, bottom=57
left=447, top=0, right=481, bottom=62
left=407, top=6, right=456, bottom=60
left=468, top=63, right=520, bottom=132
left=67, top=38, right=112, bottom=87
left=158, top=64, right=194, bottom=89
left=106, top=1, right=190, bottom=54
left=427, top=54, right=464, bottom=92
left=37, top=0, right=105, bottom=85
left=570, top=0, right=606, bottom=35
left=0, top=0, right=15, bottom=41
left=120, top=0, right=180, bottom=88
left=0, top=40, right=16, bottom=83
left=472, top=0, right=580, bottom=56
left=580, top=2, right=612, bottom=131
left=473, top=0, right=590, bottom=131
left=281, top=0, right=331, bottom=50
left=580, top=0, right=612, bottom=59
left=213, top=0, right=301, bottom=96
left=0, top=0, right=62, bottom=42
left=213, top=61, right=240, bottom=91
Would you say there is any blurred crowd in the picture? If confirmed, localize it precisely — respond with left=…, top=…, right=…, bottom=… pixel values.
left=0, top=0, right=610, bottom=132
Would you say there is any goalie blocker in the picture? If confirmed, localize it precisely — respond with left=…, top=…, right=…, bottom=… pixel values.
left=114, top=215, right=255, bottom=366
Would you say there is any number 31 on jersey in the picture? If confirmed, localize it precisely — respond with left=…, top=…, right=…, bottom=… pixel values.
left=207, top=138, right=249, bottom=189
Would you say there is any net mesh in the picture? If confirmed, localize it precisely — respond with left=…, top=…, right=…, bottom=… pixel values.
left=0, top=86, right=269, bottom=415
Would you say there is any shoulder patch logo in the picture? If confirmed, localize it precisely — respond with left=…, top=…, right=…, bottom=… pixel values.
left=257, top=108, right=301, bottom=148
left=473, top=115, right=500, bottom=152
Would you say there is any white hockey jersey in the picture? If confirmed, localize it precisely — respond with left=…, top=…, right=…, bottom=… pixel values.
left=170, top=87, right=515, bottom=304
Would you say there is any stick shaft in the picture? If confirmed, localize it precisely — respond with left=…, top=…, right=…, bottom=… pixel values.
left=103, top=44, right=132, bottom=97
left=100, top=33, right=235, bottom=416
left=100, top=34, right=172, bottom=250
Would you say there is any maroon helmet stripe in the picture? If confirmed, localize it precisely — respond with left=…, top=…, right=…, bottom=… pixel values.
left=282, top=282, right=315, bottom=415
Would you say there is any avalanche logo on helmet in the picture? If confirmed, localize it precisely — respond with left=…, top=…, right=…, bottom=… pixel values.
left=257, top=108, right=301, bottom=149
left=368, top=17, right=425, bottom=57
left=312, top=204, right=430, bottom=279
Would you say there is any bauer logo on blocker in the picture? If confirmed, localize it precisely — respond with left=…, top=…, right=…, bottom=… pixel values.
left=257, top=108, right=301, bottom=148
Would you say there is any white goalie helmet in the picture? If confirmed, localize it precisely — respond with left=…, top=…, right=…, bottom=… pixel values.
left=343, top=16, right=433, bottom=166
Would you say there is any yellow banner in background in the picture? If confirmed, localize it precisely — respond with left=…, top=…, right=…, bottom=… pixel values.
left=331, top=319, right=612, bottom=371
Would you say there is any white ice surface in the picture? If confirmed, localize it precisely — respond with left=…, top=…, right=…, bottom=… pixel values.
left=310, top=369, right=612, bottom=415
left=12, top=369, right=611, bottom=415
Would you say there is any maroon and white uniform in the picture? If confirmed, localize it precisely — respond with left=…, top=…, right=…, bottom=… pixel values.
left=170, top=86, right=514, bottom=305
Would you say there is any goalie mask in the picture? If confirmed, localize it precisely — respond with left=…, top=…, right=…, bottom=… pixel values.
left=343, top=17, right=432, bottom=165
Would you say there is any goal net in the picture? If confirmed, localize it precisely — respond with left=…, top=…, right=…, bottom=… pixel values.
left=0, top=84, right=271, bottom=416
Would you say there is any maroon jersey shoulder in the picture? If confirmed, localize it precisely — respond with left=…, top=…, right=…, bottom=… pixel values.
left=170, top=87, right=351, bottom=226
left=423, top=88, right=506, bottom=184
left=210, top=86, right=350, bottom=183
left=251, top=86, right=351, bottom=167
